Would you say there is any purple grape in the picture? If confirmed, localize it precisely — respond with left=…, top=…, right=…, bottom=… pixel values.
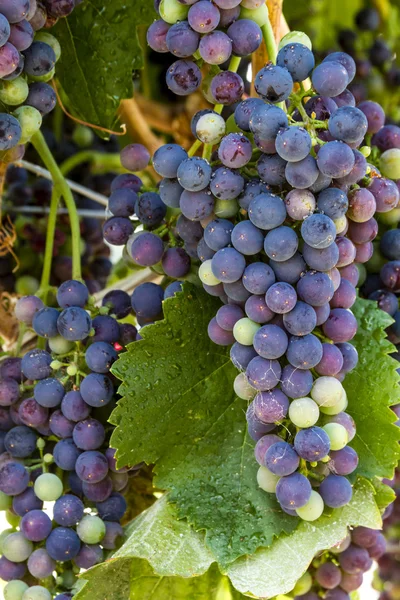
left=0, top=461, right=29, bottom=495
left=254, top=433, right=282, bottom=465
left=49, top=410, right=74, bottom=439
left=255, top=64, right=293, bottom=103
left=111, top=173, right=143, bottom=193
left=57, top=306, right=92, bottom=342
left=322, top=309, right=357, bottom=343
left=245, top=295, right=274, bottom=324
left=294, top=426, right=330, bottom=461
left=246, top=356, right=281, bottom=391
left=336, top=237, right=357, bottom=268
left=61, top=391, right=90, bottom=422
left=84, top=345, right=117, bottom=375
left=315, top=343, right=344, bottom=376
left=218, top=133, right=252, bottom=168
left=131, top=282, right=164, bottom=321
left=283, top=302, right=317, bottom=337
left=368, top=177, right=399, bottom=213
left=180, top=189, right=214, bottom=221
left=230, top=342, right=257, bottom=371
left=103, top=217, right=133, bottom=246
left=287, top=334, right=323, bottom=369
left=73, top=418, right=105, bottom=450
left=32, top=307, right=59, bottom=338
left=242, top=262, right=276, bottom=295
left=340, top=572, right=363, bottom=593
left=27, top=548, right=55, bottom=579
left=15, top=295, right=44, bottom=325
left=253, top=324, right=288, bottom=359
left=270, top=253, right=306, bottom=285
left=0, top=357, right=22, bottom=383
left=264, top=226, right=299, bottom=262
left=0, top=556, right=26, bottom=581
left=265, top=282, right=297, bottom=314
left=147, top=19, right=170, bottom=53
left=5, top=425, right=37, bottom=457
left=338, top=543, right=372, bottom=573
left=82, top=476, right=113, bottom=502
left=276, top=472, right=312, bottom=509
left=316, top=562, right=342, bottom=589
left=210, top=167, right=244, bottom=200
left=9, top=19, right=33, bottom=51
left=102, top=521, right=124, bottom=550
left=211, top=247, right=246, bottom=283
left=21, top=509, right=52, bottom=542
left=0, top=377, right=20, bottom=407
left=199, top=30, right=231, bottom=64
left=135, top=192, right=166, bottom=227
left=216, top=305, right=244, bottom=331
left=211, top=71, right=244, bottom=105
left=18, top=397, right=48, bottom=427
left=320, top=474, right=353, bottom=508
left=280, top=365, right=313, bottom=399
left=253, top=389, right=289, bottom=423
left=265, top=441, right=300, bottom=476
left=74, top=543, right=104, bottom=569
left=208, top=317, right=235, bottom=346
left=358, top=100, right=385, bottom=134
left=317, top=141, right=355, bottom=178
left=246, top=402, right=276, bottom=441
left=277, top=43, right=315, bottom=82
left=166, top=59, right=202, bottom=95
left=368, top=533, right=387, bottom=559
left=46, top=527, right=81, bottom=562
left=312, top=61, right=349, bottom=97
left=372, top=124, right=400, bottom=151
left=329, top=447, right=358, bottom=475
left=298, top=271, right=334, bottom=306
left=23, top=41, right=56, bottom=76
left=92, top=315, right=120, bottom=344
left=227, top=18, right=262, bottom=56
left=96, top=492, right=127, bottom=521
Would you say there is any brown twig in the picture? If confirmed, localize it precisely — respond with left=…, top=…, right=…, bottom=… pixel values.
left=119, top=98, right=164, bottom=156
left=52, top=80, right=127, bottom=137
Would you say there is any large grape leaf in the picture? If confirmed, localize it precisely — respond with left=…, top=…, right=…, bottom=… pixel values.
left=52, top=0, right=156, bottom=133
left=75, top=560, right=246, bottom=600
left=226, top=479, right=381, bottom=598
left=343, top=298, right=400, bottom=480
left=74, top=480, right=380, bottom=600
left=110, top=284, right=297, bottom=566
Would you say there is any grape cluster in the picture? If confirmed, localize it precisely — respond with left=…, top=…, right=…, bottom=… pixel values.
left=0, top=281, right=143, bottom=599
left=291, top=524, right=387, bottom=600
left=148, top=0, right=266, bottom=99
left=0, top=0, right=78, bottom=158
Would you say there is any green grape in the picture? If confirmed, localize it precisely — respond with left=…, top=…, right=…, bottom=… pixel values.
left=357, top=263, right=367, bottom=287
left=233, top=318, right=260, bottom=346
left=6, top=510, right=20, bottom=528
left=29, top=67, right=55, bottom=83
left=0, top=77, right=29, bottom=106
left=48, top=335, right=74, bottom=354
left=2, top=532, right=33, bottom=563
left=378, top=207, right=400, bottom=226
left=380, top=148, right=400, bottom=179
left=288, top=397, right=320, bottom=428
left=0, top=490, right=12, bottom=511
left=34, top=473, right=63, bottom=501
left=0, top=528, right=16, bottom=554
left=292, top=572, right=313, bottom=596
left=319, top=389, right=348, bottom=415
left=334, top=215, right=347, bottom=235
left=214, top=198, right=239, bottom=218
left=234, top=373, right=256, bottom=400
left=196, top=113, right=226, bottom=144
left=77, top=515, right=106, bottom=544
left=72, top=125, right=94, bottom=148
left=15, top=276, right=39, bottom=295
left=295, top=491, right=324, bottom=521
left=278, top=31, right=312, bottom=51
left=322, top=423, right=348, bottom=450
left=311, top=376, right=343, bottom=408
left=4, top=580, right=29, bottom=600
left=13, top=106, right=42, bottom=144
left=199, top=260, right=221, bottom=286
left=22, top=586, right=52, bottom=600
left=240, top=4, right=269, bottom=26
left=61, top=570, right=78, bottom=589
left=159, top=0, right=189, bottom=24
left=34, top=32, right=61, bottom=61
left=365, top=241, right=386, bottom=274
left=257, top=466, right=280, bottom=493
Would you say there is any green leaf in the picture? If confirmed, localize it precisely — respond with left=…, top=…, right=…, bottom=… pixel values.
left=116, top=495, right=214, bottom=577
left=53, top=0, right=156, bottom=134
left=110, top=284, right=297, bottom=566
left=76, top=559, right=247, bottom=600
left=343, top=298, right=400, bottom=480
left=226, top=479, right=381, bottom=599
left=372, top=478, right=396, bottom=510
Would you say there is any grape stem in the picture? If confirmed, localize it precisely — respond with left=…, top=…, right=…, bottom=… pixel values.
left=31, top=131, right=82, bottom=282
left=60, top=150, right=122, bottom=177
left=37, top=188, right=61, bottom=304
left=261, top=20, right=277, bottom=64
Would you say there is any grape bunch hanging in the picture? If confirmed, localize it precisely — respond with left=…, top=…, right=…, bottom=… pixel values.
left=101, top=1, right=400, bottom=522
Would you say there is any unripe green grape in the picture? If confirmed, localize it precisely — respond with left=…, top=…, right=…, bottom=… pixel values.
left=15, top=275, right=39, bottom=295
left=214, top=198, right=239, bottom=218
left=311, top=376, right=343, bottom=408
left=6, top=511, right=20, bottom=528
left=357, top=263, right=367, bottom=287
left=234, top=373, right=256, bottom=400
left=295, top=491, right=324, bottom=521
left=34, top=473, right=63, bottom=501
left=0, top=491, right=12, bottom=511
left=319, top=389, right=348, bottom=415
left=322, top=423, right=348, bottom=450
left=199, top=260, right=221, bottom=286
left=380, top=148, right=400, bottom=179
left=48, top=335, right=74, bottom=354
left=0, top=77, right=29, bottom=106
left=240, top=4, right=269, bottom=25
left=61, top=570, right=78, bottom=589
left=67, top=364, right=78, bottom=376
left=278, top=31, right=312, bottom=51
left=4, top=580, right=29, bottom=600
left=233, top=318, right=260, bottom=345
left=2, top=532, right=33, bottom=562
left=34, top=32, right=61, bottom=61
left=159, top=0, right=189, bottom=24
left=72, top=125, right=94, bottom=148
left=292, top=572, right=313, bottom=596
left=22, top=586, right=52, bottom=600
left=77, top=515, right=106, bottom=544
left=13, top=106, right=42, bottom=144
left=366, top=241, right=386, bottom=273
left=378, top=207, right=400, bottom=226
left=29, top=67, right=55, bottom=83
left=289, top=397, right=320, bottom=428
left=196, top=113, right=226, bottom=144
left=334, top=215, right=347, bottom=235
left=257, top=466, right=280, bottom=493
left=0, top=528, right=16, bottom=553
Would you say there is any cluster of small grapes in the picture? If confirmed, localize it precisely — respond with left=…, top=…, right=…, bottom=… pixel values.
left=291, top=525, right=388, bottom=600
left=148, top=0, right=265, bottom=98
left=337, top=6, right=400, bottom=119
left=0, top=281, right=142, bottom=599
left=0, top=0, right=78, bottom=159
left=104, top=27, right=400, bottom=519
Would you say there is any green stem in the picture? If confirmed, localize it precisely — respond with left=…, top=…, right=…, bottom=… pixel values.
left=188, top=139, right=202, bottom=157
left=31, top=131, right=82, bottom=282
left=60, top=150, right=121, bottom=177
left=261, top=20, right=277, bottom=64
left=202, top=143, right=212, bottom=162
left=37, top=187, right=61, bottom=304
